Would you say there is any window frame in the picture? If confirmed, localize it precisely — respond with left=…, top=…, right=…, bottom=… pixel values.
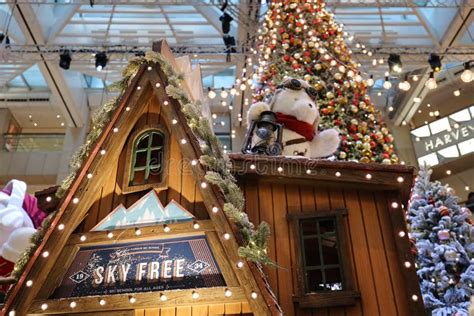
left=287, top=209, right=360, bottom=309
left=122, top=125, right=169, bottom=194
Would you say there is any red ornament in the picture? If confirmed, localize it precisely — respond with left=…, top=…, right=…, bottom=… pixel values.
left=370, top=141, right=376, bottom=148
left=321, top=108, right=329, bottom=115
left=283, top=55, right=290, bottom=62
left=439, top=206, right=449, bottom=217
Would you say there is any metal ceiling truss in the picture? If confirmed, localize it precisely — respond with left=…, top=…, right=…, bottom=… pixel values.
left=0, top=0, right=470, bottom=7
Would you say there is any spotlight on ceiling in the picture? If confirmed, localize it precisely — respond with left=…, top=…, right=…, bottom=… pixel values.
left=388, top=54, right=402, bottom=73
left=428, top=53, right=442, bottom=72
left=461, top=62, right=473, bottom=83
left=95, top=52, right=108, bottom=71
left=219, top=12, right=233, bottom=34
left=59, top=51, right=72, bottom=70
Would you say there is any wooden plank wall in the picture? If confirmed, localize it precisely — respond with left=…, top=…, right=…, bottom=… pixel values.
left=80, top=96, right=208, bottom=232
left=241, top=178, right=410, bottom=316
left=134, top=302, right=252, bottom=316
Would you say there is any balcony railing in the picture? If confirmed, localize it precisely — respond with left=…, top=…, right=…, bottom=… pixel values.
left=3, top=133, right=65, bottom=152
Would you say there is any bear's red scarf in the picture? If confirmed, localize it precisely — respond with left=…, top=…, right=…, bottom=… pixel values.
left=275, top=112, right=314, bottom=141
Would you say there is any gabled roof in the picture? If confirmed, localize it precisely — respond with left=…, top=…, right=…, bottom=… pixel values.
left=2, top=41, right=281, bottom=316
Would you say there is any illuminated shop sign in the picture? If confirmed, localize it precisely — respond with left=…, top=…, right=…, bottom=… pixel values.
left=52, top=235, right=225, bottom=298
left=411, top=105, right=474, bottom=167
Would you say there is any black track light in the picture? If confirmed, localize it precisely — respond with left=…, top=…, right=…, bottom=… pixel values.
left=428, top=53, right=442, bottom=72
left=95, top=52, right=108, bottom=71
left=59, top=51, right=72, bottom=70
left=219, top=12, right=233, bottom=34
left=388, top=54, right=402, bottom=73
left=223, top=34, right=235, bottom=48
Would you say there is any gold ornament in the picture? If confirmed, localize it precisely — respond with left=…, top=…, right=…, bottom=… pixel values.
left=339, top=151, right=347, bottom=159
left=360, top=156, right=370, bottom=163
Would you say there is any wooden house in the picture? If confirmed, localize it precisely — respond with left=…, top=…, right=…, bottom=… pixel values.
left=1, top=42, right=424, bottom=316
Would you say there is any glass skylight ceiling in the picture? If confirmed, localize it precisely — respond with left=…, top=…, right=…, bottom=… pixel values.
left=54, top=5, right=224, bottom=45
left=6, top=65, right=48, bottom=89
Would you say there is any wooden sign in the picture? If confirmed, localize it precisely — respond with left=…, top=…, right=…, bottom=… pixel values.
left=52, top=235, right=225, bottom=298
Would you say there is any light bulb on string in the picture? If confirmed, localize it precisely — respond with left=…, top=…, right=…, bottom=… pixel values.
left=207, top=88, right=216, bottom=99
left=354, top=72, right=362, bottom=82
left=220, top=88, right=228, bottom=98
left=366, top=74, right=375, bottom=87
left=383, top=75, right=392, bottom=90
left=425, top=72, right=437, bottom=90
left=398, top=75, right=411, bottom=91
left=461, top=62, right=473, bottom=83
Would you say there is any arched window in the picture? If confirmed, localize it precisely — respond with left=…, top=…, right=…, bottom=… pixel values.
left=130, top=130, right=165, bottom=186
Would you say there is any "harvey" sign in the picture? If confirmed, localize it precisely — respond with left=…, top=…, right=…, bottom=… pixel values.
left=52, top=235, right=225, bottom=298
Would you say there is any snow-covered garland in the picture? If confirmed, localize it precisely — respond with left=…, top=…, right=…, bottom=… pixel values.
left=10, top=52, right=274, bottom=284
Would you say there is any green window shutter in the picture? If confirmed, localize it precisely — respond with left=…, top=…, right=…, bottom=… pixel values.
left=130, top=130, right=164, bottom=186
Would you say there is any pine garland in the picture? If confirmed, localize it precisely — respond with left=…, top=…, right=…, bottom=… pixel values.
left=11, top=212, right=56, bottom=280
left=44, top=51, right=274, bottom=266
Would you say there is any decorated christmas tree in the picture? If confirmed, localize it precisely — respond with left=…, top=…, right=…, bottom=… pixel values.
left=407, top=167, right=474, bottom=315
left=254, top=0, right=398, bottom=163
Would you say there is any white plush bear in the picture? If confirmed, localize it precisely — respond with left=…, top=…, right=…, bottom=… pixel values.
left=248, top=78, right=340, bottom=158
left=0, top=180, right=36, bottom=263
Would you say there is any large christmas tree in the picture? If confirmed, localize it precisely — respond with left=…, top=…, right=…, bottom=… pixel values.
left=254, top=0, right=398, bottom=163
left=407, top=167, right=474, bottom=315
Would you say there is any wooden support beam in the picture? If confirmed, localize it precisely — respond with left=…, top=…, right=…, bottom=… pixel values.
left=67, top=220, right=215, bottom=245
left=29, top=287, right=246, bottom=314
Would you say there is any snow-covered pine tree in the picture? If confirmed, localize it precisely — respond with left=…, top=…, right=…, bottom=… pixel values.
left=407, top=167, right=474, bottom=315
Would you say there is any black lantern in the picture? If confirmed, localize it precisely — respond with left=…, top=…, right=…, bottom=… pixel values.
left=242, top=111, right=283, bottom=156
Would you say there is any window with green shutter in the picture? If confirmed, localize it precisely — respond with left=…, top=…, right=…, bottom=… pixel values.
left=130, top=130, right=165, bottom=186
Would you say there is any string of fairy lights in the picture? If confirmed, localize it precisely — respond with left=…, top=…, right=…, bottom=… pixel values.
left=18, top=166, right=417, bottom=313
